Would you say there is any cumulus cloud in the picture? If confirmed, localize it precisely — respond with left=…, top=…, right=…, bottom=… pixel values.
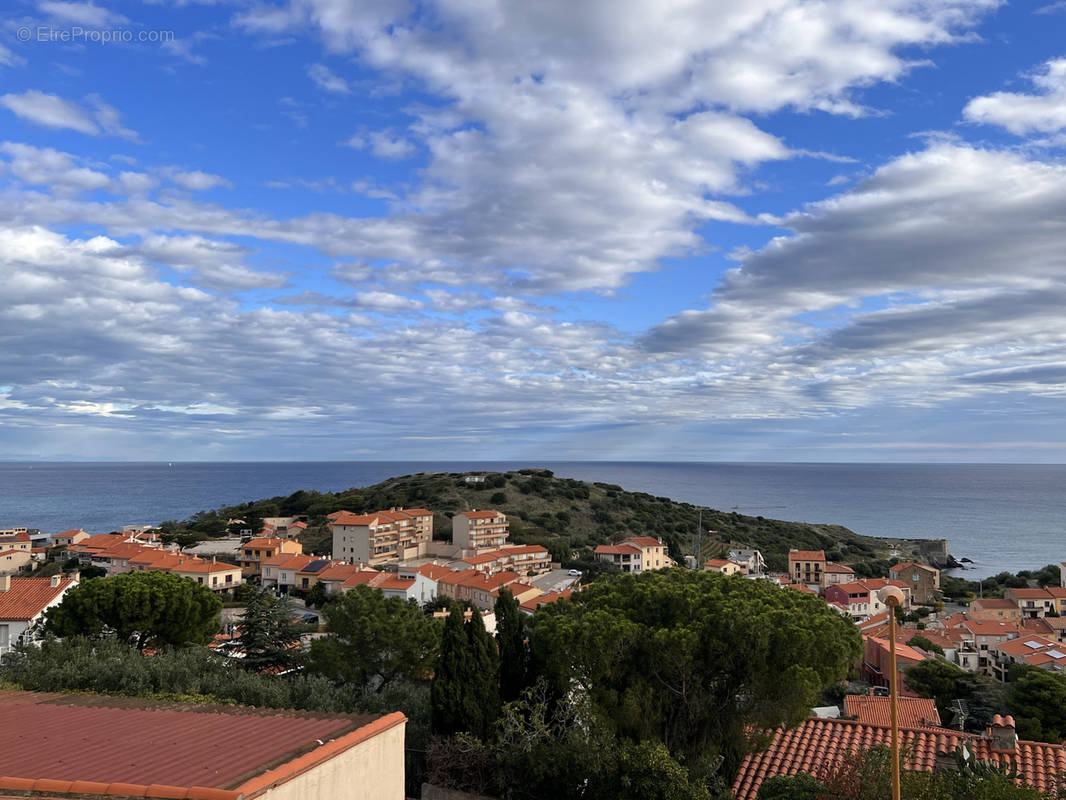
left=964, top=58, right=1066, bottom=135
left=166, top=169, right=233, bottom=191
left=37, top=1, right=129, bottom=26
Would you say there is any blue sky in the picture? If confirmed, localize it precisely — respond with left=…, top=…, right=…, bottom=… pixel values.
left=2, top=0, right=1066, bottom=462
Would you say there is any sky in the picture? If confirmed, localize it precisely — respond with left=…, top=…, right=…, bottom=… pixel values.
left=1, top=0, right=1066, bottom=462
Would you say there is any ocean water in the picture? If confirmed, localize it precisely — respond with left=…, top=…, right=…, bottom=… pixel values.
left=1, top=461, right=1063, bottom=578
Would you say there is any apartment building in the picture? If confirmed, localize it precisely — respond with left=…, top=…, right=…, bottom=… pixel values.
left=452, top=510, right=509, bottom=553
left=462, top=544, right=551, bottom=576
left=330, top=508, right=434, bottom=566
left=822, top=562, right=856, bottom=586
left=823, top=579, right=912, bottom=620
left=888, top=562, right=941, bottom=604
left=969, top=597, right=1022, bottom=623
left=788, top=550, right=826, bottom=586
left=240, top=536, right=303, bottom=577
left=594, top=536, right=672, bottom=573
left=728, top=549, right=765, bottom=575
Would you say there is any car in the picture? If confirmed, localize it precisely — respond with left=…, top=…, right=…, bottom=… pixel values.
left=568, top=569, right=582, bottom=577
left=299, top=613, right=319, bottom=623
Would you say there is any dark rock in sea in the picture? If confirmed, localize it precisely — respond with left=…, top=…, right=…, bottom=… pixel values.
left=960, top=557, right=973, bottom=563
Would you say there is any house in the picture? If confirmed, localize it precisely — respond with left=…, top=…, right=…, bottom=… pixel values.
left=728, top=549, right=765, bottom=575
left=788, top=550, right=826, bottom=586
left=439, top=569, right=522, bottom=610
left=1004, top=587, right=1058, bottom=619
left=293, top=558, right=335, bottom=591
left=520, top=589, right=572, bottom=615
left=1022, top=615, right=1066, bottom=644
left=860, top=635, right=929, bottom=692
left=888, top=562, right=941, bottom=604
left=0, top=549, right=32, bottom=575
left=0, top=530, right=33, bottom=564
left=50, top=529, right=89, bottom=548
left=823, top=579, right=911, bottom=620
left=0, top=690, right=407, bottom=800
left=988, top=634, right=1066, bottom=681
left=969, top=597, right=1022, bottom=623
left=452, top=510, right=510, bottom=553
left=169, top=556, right=242, bottom=593
left=315, top=562, right=381, bottom=596
left=0, top=574, right=78, bottom=655
left=262, top=553, right=316, bottom=591
left=822, top=562, right=856, bottom=587
left=703, top=558, right=745, bottom=576
left=376, top=566, right=439, bottom=605
left=461, top=545, right=551, bottom=576
left=240, top=536, right=303, bottom=577
left=733, top=715, right=1065, bottom=800
left=595, top=536, right=672, bottom=573
left=330, top=508, right=434, bottom=565
left=951, top=619, right=1021, bottom=672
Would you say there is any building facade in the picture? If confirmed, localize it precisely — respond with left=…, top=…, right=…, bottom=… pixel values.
left=452, top=510, right=510, bottom=553
left=331, top=508, right=434, bottom=566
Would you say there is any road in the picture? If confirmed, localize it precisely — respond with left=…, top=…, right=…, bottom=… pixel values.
left=531, top=569, right=581, bottom=594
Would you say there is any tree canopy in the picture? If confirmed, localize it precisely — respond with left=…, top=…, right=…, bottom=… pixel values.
left=1006, top=664, right=1066, bottom=743
left=532, top=569, right=862, bottom=774
left=431, top=605, right=500, bottom=740
left=307, top=584, right=440, bottom=690
left=46, top=571, right=221, bottom=649
left=235, top=587, right=303, bottom=672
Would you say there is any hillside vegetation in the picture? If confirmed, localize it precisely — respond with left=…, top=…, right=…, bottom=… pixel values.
left=170, top=469, right=920, bottom=573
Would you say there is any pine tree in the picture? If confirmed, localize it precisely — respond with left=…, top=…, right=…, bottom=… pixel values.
left=495, top=588, right=530, bottom=703
left=236, top=587, right=302, bottom=672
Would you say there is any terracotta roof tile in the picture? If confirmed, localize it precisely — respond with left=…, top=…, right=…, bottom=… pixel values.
left=788, top=550, right=826, bottom=561
left=843, top=695, right=941, bottom=728
left=594, top=543, right=642, bottom=556
left=242, top=537, right=285, bottom=550
left=0, top=690, right=402, bottom=795
left=732, top=717, right=1066, bottom=800
left=0, top=577, right=76, bottom=621
left=457, top=510, right=503, bottom=520
left=627, top=537, right=663, bottom=548
left=824, top=563, right=856, bottom=573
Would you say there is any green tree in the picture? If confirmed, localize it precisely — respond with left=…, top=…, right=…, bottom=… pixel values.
left=431, top=604, right=500, bottom=740
left=495, top=589, right=531, bottom=703
left=757, top=773, right=829, bottom=800
left=305, top=581, right=328, bottom=609
left=307, top=584, right=440, bottom=691
left=1007, top=664, right=1066, bottom=743
left=533, top=569, right=861, bottom=775
left=907, top=634, right=945, bottom=656
left=46, top=571, right=221, bottom=650
left=236, top=587, right=303, bottom=672
left=904, top=658, right=968, bottom=722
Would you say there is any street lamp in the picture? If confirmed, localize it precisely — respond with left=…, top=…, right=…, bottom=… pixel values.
left=879, top=585, right=906, bottom=800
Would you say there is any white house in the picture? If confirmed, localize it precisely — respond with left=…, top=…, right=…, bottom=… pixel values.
left=0, top=574, right=78, bottom=655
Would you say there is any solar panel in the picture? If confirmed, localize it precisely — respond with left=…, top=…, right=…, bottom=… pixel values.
left=1049, top=650, right=1066, bottom=659
left=1025, top=640, right=1045, bottom=649
left=305, top=559, right=330, bottom=573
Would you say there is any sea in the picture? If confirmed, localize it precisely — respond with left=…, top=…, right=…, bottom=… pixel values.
left=1, top=461, right=1063, bottom=579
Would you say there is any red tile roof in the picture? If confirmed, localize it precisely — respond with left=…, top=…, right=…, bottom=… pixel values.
left=341, top=571, right=384, bottom=588
left=520, top=589, right=572, bottom=613
left=788, top=550, right=825, bottom=561
left=594, top=543, right=642, bottom=556
left=626, top=536, right=663, bottom=548
left=972, top=598, right=1018, bottom=609
left=0, top=691, right=404, bottom=798
left=890, top=562, right=937, bottom=573
left=958, top=619, right=1022, bottom=637
left=500, top=545, right=549, bottom=557
left=704, top=558, right=739, bottom=569
left=995, top=635, right=1059, bottom=657
left=0, top=531, right=30, bottom=543
left=457, top=510, right=503, bottom=520
left=376, top=575, right=416, bottom=591
left=0, top=577, right=76, bottom=621
left=732, top=717, right=1066, bottom=800
left=824, top=562, right=855, bottom=573
left=1007, top=588, right=1056, bottom=599
left=242, top=537, right=285, bottom=550
left=843, top=695, right=941, bottom=728
left=415, top=563, right=456, bottom=581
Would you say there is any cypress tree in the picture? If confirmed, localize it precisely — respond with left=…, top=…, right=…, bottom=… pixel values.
left=431, top=603, right=471, bottom=736
left=236, top=587, right=302, bottom=672
left=465, top=606, right=501, bottom=740
left=495, top=588, right=530, bottom=703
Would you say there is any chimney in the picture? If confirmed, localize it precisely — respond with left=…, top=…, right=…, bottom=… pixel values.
left=212, top=555, right=216, bottom=563
left=987, top=714, right=1018, bottom=753
left=0, top=574, right=9, bottom=592
left=50, top=575, right=60, bottom=588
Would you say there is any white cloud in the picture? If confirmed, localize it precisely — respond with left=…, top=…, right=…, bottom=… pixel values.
left=0, top=43, right=26, bottom=69
left=0, top=90, right=139, bottom=141
left=37, top=1, right=129, bottom=25
left=349, top=290, right=425, bottom=312
left=307, top=63, right=350, bottom=93
left=963, top=58, right=1066, bottom=135
left=166, top=169, right=233, bottom=191
left=0, top=142, right=111, bottom=192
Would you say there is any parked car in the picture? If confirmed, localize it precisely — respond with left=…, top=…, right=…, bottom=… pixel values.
left=568, top=569, right=582, bottom=577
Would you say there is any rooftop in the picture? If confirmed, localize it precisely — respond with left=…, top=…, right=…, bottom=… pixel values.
left=0, top=691, right=404, bottom=799
left=843, top=694, right=941, bottom=729
left=732, top=716, right=1066, bottom=800
left=788, top=550, right=825, bottom=561
left=0, top=577, right=76, bottom=621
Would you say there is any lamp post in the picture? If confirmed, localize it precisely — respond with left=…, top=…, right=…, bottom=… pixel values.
left=880, top=585, right=906, bottom=800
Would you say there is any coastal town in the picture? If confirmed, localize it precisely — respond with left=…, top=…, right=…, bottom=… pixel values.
left=4, top=494, right=1066, bottom=800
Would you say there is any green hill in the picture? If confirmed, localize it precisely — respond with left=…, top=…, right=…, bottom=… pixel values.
left=171, top=468, right=924, bottom=575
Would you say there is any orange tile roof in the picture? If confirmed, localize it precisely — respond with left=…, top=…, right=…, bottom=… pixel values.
left=458, top=510, right=502, bottom=520
left=866, top=635, right=928, bottom=663
left=0, top=577, right=75, bottom=621
left=289, top=521, right=307, bottom=529
left=341, top=571, right=383, bottom=588
left=0, top=531, right=30, bottom=543
left=464, top=551, right=503, bottom=565
left=704, top=558, right=737, bottom=568
left=69, top=533, right=125, bottom=552
left=890, top=562, right=937, bottom=573
left=789, top=550, right=825, bottom=561
left=824, top=562, right=855, bottom=573
left=520, top=589, right=572, bottom=613
left=626, top=536, right=663, bottom=548
left=995, top=635, right=1059, bottom=656
left=316, top=563, right=368, bottom=581
left=500, top=545, right=549, bottom=556
left=972, top=598, right=1018, bottom=609
left=376, top=575, right=416, bottom=591
left=959, top=619, right=1021, bottom=636
left=415, top=563, right=456, bottom=581
left=1007, top=588, right=1056, bottom=599
left=242, top=537, right=285, bottom=550
left=97, top=542, right=152, bottom=560
left=844, top=695, right=941, bottom=728
left=402, top=508, right=433, bottom=516
left=594, top=543, right=642, bottom=556
left=0, top=690, right=404, bottom=798
left=732, top=716, right=1066, bottom=800
left=173, top=558, right=240, bottom=574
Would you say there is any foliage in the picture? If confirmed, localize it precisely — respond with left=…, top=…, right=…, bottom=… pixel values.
left=428, top=684, right=713, bottom=800
left=235, top=587, right=303, bottom=672
left=1006, top=664, right=1066, bottom=743
left=431, top=604, right=500, bottom=740
left=495, top=589, right=532, bottom=703
left=307, top=584, right=441, bottom=691
left=533, top=569, right=862, bottom=775
left=904, top=659, right=1008, bottom=732
left=46, top=571, right=221, bottom=650
left=908, top=634, right=945, bottom=656
left=757, top=773, right=829, bottom=800
left=304, top=581, right=328, bottom=609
